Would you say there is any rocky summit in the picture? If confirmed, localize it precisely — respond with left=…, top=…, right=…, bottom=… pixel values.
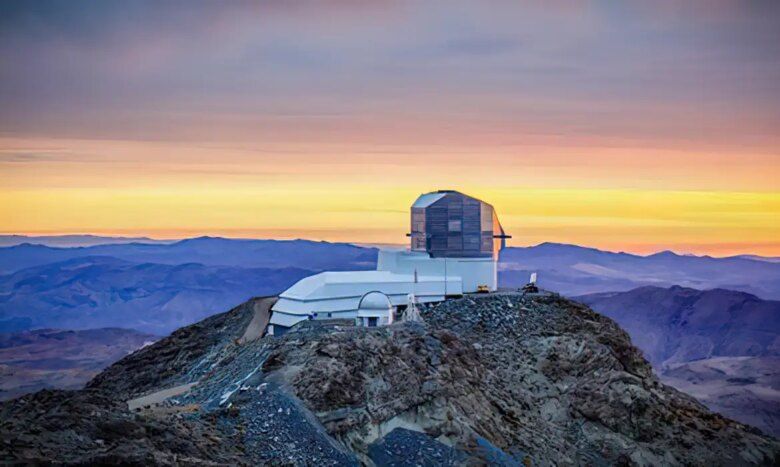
left=2, top=293, right=778, bottom=466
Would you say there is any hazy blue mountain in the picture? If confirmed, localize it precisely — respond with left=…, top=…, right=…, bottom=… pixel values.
left=0, top=235, right=173, bottom=248
left=576, top=286, right=780, bottom=367
left=499, top=242, right=780, bottom=299
left=577, top=285, right=780, bottom=436
left=0, top=238, right=376, bottom=334
left=3, top=238, right=779, bottom=298
left=0, top=237, right=378, bottom=274
left=734, top=255, right=780, bottom=264
left=0, top=256, right=314, bottom=334
left=3, top=237, right=780, bottom=335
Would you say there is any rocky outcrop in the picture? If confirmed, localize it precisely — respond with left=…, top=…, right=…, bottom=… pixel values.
left=0, top=389, right=244, bottom=465
left=87, top=298, right=265, bottom=400
left=2, top=293, right=778, bottom=465
left=368, top=428, right=466, bottom=466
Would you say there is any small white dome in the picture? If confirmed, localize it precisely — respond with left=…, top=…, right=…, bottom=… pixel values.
left=358, top=291, right=392, bottom=310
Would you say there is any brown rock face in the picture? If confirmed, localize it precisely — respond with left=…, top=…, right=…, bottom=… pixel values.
left=265, top=294, right=779, bottom=465
left=0, top=389, right=245, bottom=465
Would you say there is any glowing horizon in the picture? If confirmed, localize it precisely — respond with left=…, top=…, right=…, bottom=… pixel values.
left=1, top=2, right=778, bottom=257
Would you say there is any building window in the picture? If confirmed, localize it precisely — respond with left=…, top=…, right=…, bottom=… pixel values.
left=368, top=317, right=378, bottom=327
left=448, top=220, right=462, bottom=232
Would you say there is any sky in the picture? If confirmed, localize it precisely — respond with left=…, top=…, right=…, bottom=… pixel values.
left=1, top=1, right=778, bottom=256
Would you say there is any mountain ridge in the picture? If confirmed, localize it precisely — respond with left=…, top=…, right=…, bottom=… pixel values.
left=576, top=285, right=780, bottom=367
left=2, top=293, right=777, bottom=465
left=0, top=235, right=173, bottom=248
left=0, top=256, right=316, bottom=334
left=500, top=242, right=780, bottom=299
left=0, top=237, right=378, bottom=273
left=2, top=238, right=780, bottom=335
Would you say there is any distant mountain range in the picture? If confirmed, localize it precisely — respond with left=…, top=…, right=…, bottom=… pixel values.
left=1, top=236, right=779, bottom=335
left=0, top=235, right=174, bottom=248
left=500, top=242, right=780, bottom=299
left=0, top=327, right=156, bottom=401
left=0, top=236, right=377, bottom=274
left=736, top=255, right=780, bottom=264
left=0, top=256, right=315, bottom=334
left=3, top=237, right=779, bottom=298
left=577, top=286, right=780, bottom=367
left=578, top=286, right=780, bottom=436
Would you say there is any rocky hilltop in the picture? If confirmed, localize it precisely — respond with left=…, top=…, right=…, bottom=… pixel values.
left=2, top=293, right=778, bottom=465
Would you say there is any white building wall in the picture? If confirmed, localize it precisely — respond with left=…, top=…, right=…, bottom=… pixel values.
left=269, top=249, right=495, bottom=334
left=269, top=268, right=461, bottom=333
left=377, top=250, right=496, bottom=293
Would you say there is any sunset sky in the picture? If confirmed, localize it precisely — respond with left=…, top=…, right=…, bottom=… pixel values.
left=1, top=1, right=778, bottom=255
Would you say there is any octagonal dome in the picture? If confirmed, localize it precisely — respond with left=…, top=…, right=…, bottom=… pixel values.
left=409, top=190, right=509, bottom=259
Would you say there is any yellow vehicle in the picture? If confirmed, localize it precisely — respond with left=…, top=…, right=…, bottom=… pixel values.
left=476, top=285, right=490, bottom=294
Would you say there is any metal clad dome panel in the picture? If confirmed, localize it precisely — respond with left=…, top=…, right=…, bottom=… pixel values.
left=409, top=190, right=508, bottom=259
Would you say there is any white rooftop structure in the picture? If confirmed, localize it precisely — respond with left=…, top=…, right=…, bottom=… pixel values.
left=268, top=190, right=509, bottom=335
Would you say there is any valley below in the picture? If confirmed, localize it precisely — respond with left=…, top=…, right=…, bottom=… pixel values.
left=0, top=328, right=157, bottom=401
left=660, top=356, right=780, bottom=438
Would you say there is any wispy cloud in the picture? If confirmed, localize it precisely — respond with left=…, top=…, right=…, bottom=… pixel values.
left=0, top=1, right=777, bottom=150
left=0, top=149, right=115, bottom=164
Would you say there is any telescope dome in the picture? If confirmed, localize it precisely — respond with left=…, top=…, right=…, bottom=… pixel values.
left=358, top=291, right=392, bottom=311
left=409, top=190, right=509, bottom=259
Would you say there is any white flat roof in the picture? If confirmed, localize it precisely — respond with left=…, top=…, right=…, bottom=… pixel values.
left=278, top=270, right=457, bottom=301
left=283, top=271, right=405, bottom=296
left=318, top=271, right=411, bottom=283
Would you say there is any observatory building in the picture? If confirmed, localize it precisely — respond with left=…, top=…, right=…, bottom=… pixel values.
left=268, top=190, right=508, bottom=335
